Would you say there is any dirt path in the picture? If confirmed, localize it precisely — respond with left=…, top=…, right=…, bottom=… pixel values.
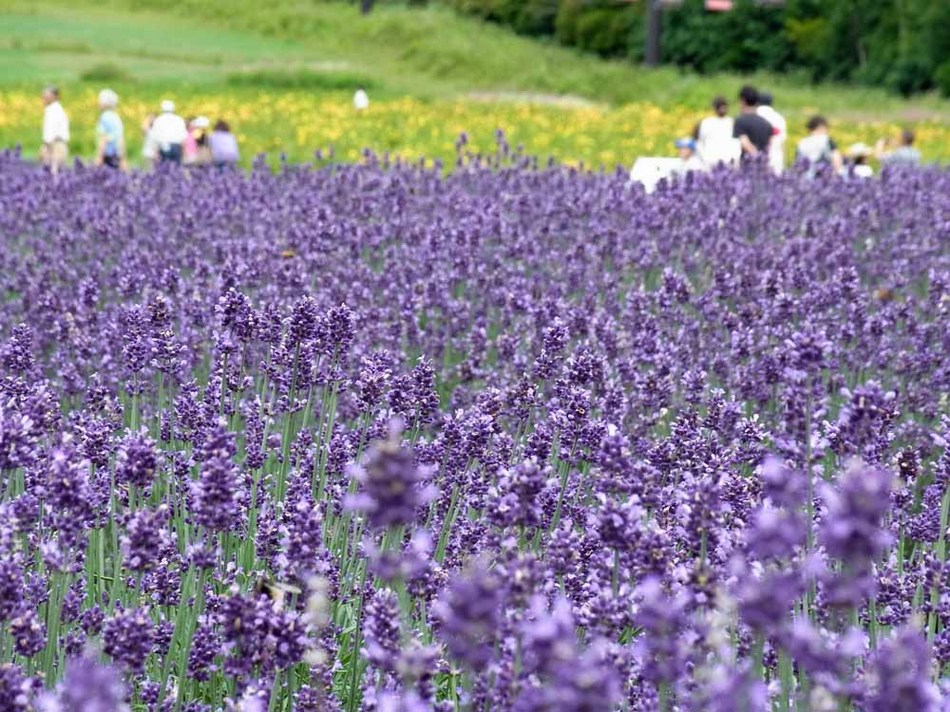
left=466, top=91, right=602, bottom=109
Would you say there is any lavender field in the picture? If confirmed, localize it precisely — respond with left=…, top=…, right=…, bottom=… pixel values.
left=0, top=149, right=948, bottom=711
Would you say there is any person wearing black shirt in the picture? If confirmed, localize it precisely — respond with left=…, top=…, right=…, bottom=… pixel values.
left=733, top=86, right=773, bottom=160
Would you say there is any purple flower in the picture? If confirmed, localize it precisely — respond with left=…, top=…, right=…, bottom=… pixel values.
left=433, top=561, right=505, bottom=668
left=38, top=653, right=129, bottom=712
left=115, top=431, right=160, bottom=491
left=863, top=627, right=940, bottom=712
left=362, top=588, right=401, bottom=673
left=9, top=606, right=45, bottom=658
left=819, top=461, right=893, bottom=606
left=344, top=420, right=437, bottom=531
left=0, top=663, right=37, bottom=712
left=745, top=506, right=805, bottom=561
left=633, top=576, right=689, bottom=687
left=120, top=505, right=174, bottom=571
left=102, top=606, right=156, bottom=673
left=217, top=588, right=309, bottom=677
left=190, top=421, right=243, bottom=532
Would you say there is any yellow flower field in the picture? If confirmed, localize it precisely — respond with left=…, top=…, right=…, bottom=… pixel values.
left=2, top=88, right=948, bottom=168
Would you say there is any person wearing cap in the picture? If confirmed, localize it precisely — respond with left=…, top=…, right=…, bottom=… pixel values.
left=95, top=88, right=126, bottom=170
left=183, top=116, right=212, bottom=166
left=40, top=85, right=70, bottom=175
left=756, top=91, right=787, bottom=175
left=149, top=99, right=188, bottom=164
left=673, top=137, right=705, bottom=176
left=845, top=143, right=874, bottom=179
left=696, top=96, right=738, bottom=169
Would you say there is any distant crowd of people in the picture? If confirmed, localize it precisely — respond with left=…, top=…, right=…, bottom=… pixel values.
left=40, top=83, right=922, bottom=179
left=672, top=85, right=922, bottom=179
left=40, top=86, right=241, bottom=174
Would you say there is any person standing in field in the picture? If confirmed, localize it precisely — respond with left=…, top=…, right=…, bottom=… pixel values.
left=141, top=113, right=159, bottom=166
left=40, top=85, right=70, bottom=175
left=354, top=86, right=370, bottom=112
left=95, top=88, right=126, bottom=170
left=757, top=91, right=787, bottom=175
left=150, top=100, right=188, bottom=165
left=672, top=137, right=705, bottom=175
left=209, top=119, right=240, bottom=168
left=795, top=115, right=843, bottom=176
left=733, top=86, right=773, bottom=163
left=845, top=143, right=874, bottom=179
left=184, top=116, right=212, bottom=166
left=875, top=128, right=921, bottom=166
left=696, top=96, right=738, bottom=169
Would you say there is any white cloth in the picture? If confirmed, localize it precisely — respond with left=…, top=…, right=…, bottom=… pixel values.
left=42, top=101, right=70, bottom=144
left=629, top=157, right=682, bottom=194
left=696, top=116, right=739, bottom=168
left=354, top=89, right=370, bottom=111
left=149, top=112, right=188, bottom=150
left=758, top=105, right=787, bottom=174
left=673, top=155, right=707, bottom=176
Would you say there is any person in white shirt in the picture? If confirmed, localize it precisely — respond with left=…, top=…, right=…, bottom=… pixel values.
left=149, top=100, right=188, bottom=164
left=353, top=87, right=370, bottom=111
left=141, top=113, right=159, bottom=166
left=795, top=115, right=843, bottom=177
left=40, top=85, right=70, bottom=175
left=757, top=91, right=787, bottom=175
left=696, top=96, right=739, bottom=169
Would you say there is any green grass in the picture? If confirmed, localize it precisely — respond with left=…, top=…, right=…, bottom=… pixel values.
left=1, top=0, right=948, bottom=123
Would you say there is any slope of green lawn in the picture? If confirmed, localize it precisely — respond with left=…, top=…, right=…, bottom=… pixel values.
left=1, top=0, right=948, bottom=123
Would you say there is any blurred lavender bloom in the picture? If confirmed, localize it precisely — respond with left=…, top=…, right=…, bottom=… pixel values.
left=433, top=561, right=505, bottom=668
left=0, top=663, right=36, bottom=712
left=863, top=627, right=941, bottom=712
left=38, top=653, right=129, bottom=712
left=344, top=420, right=437, bottom=531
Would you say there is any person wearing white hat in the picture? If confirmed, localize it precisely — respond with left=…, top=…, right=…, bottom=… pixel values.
left=845, top=143, right=874, bottom=179
left=149, top=99, right=188, bottom=164
left=95, top=88, right=126, bottom=170
left=183, top=115, right=212, bottom=166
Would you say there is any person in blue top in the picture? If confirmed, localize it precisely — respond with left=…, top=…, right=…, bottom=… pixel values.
left=95, top=88, right=126, bottom=170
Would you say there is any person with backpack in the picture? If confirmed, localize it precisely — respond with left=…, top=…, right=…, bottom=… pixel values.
left=150, top=99, right=188, bottom=164
left=796, top=115, right=843, bottom=176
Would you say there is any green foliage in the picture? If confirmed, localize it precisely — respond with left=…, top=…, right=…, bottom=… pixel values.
left=4, top=0, right=948, bottom=119
left=80, top=62, right=134, bottom=83
left=226, top=69, right=375, bottom=91
left=936, top=63, right=950, bottom=99
left=555, top=0, right=638, bottom=58
left=446, top=0, right=950, bottom=96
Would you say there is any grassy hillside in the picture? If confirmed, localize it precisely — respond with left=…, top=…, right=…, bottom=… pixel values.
left=3, top=0, right=949, bottom=118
